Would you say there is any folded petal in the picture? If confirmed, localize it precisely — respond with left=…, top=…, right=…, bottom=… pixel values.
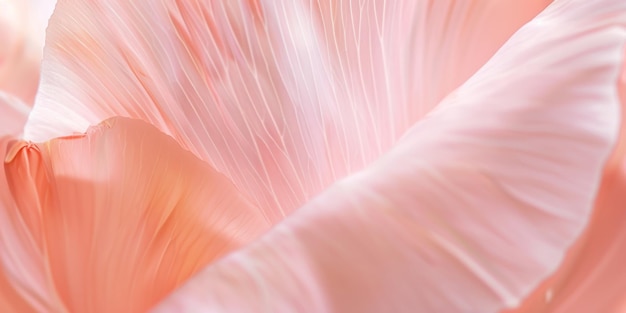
left=25, top=0, right=549, bottom=220
left=501, top=50, right=626, bottom=313
left=152, top=1, right=625, bottom=312
left=502, top=165, right=626, bottom=313
left=0, top=137, right=66, bottom=312
left=0, top=0, right=54, bottom=104
left=0, top=92, right=30, bottom=136
left=1, top=117, right=269, bottom=312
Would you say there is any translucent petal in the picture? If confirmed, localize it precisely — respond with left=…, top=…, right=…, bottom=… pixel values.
left=25, top=0, right=549, bottom=220
left=152, top=1, right=625, bottom=312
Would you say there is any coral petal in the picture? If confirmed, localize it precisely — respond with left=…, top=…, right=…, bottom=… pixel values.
left=2, top=117, right=269, bottom=312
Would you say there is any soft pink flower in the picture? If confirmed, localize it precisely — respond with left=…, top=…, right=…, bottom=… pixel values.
left=0, top=0, right=624, bottom=312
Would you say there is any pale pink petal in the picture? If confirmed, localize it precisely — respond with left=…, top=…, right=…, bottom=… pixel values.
left=0, top=92, right=30, bottom=136
left=2, top=117, right=269, bottom=312
left=308, top=0, right=552, bottom=135
left=501, top=51, right=626, bottom=313
left=502, top=165, right=626, bottom=313
left=152, top=1, right=625, bottom=312
left=0, top=0, right=54, bottom=104
left=25, top=0, right=549, bottom=221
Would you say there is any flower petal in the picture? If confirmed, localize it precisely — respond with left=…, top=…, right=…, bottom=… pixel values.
left=0, top=92, right=30, bottom=136
left=0, top=137, right=65, bottom=312
left=504, top=166, right=626, bottom=313
left=25, top=0, right=549, bottom=220
left=308, top=0, right=552, bottom=132
left=152, top=1, right=624, bottom=312
left=0, top=0, right=54, bottom=104
left=501, top=50, right=626, bottom=313
left=2, top=117, right=269, bottom=312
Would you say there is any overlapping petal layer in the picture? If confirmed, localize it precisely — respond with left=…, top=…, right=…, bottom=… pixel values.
left=0, top=137, right=64, bottom=313
left=0, top=117, right=269, bottom=312
left=25, top=0, right=550, bottom=221
left=152, top=1, right=625, bottom=312
left=503, top=51, right=626, bottom=313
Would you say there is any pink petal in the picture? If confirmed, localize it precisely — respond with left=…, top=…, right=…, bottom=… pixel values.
left=152, top=1, right=625, bottom=312
left=502, top=166, right=626, bottom=313
left=308, top=0, right=551, bottom=132
left=25, top=0, right=549, bottom=221
left=0, top=0, right=54, bottom=104
left=0, top=92, right=30, bottom=136
left=0, top=137, right=64, bottom=312
left=1, top=117, right=269, bottom=312
left=501, top=51, right=626, bottom=313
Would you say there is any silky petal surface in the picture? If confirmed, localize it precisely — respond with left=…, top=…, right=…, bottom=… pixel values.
left=0, top=137, right=66, bottom=313
left=26, top=0, right=549, bottom=221
left=152, top=1, right=624, bottom=312
left=1, top=117, right=269, bottom=312
left=0, top=92, right=30, bottom=136
left=0, top=0, right=54, bottom=104
left=502, top=166, right=626, bottom=313
left=502, top=52, right=626, bottom=313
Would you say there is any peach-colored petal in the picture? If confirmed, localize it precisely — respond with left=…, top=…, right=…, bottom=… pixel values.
left=501, top=51, right=626, bottom=313
left=0, top=92, right=30, bottom=136
left=0, top=137, right=65, bottom=312
left=152, top=1, right=624, bottom=312
left=25, top=0, right=549, bottom=221
left=502, top=165, right=626, bottom=313
left=1, top=117, right=269, bottom=312
left=0, top=0, right=54, bottom=104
